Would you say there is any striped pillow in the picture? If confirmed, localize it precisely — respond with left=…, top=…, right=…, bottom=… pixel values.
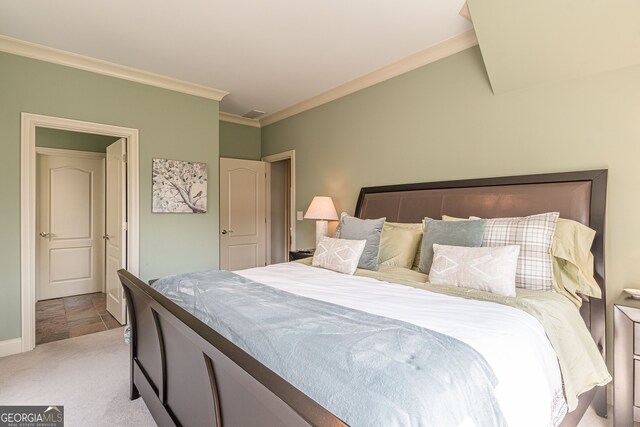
left=482, top=212, right=559, bottom=291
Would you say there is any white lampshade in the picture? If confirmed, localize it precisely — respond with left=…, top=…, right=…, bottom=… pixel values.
left=304, top=196, right=339, bottom=221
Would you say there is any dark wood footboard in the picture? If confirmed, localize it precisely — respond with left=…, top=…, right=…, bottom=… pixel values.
left=118, top=269, right=346, bottom=427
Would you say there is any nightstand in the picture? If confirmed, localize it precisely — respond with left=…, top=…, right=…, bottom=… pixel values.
left=289, top=250, right=314, bottom=261
left=614, top=294, right=640, bottom=426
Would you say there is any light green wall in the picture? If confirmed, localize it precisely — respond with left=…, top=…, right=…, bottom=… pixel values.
left=219, top=120, right=261, bottom=160
left=36, top=128, right=120, bottom=153
left=0, top=51, right=220, bottom=341
left=262, top=46, right=640, bottom=362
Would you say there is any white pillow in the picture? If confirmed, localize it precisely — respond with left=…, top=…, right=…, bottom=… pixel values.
left=312, top=236, right=367, bottom=275
left=429, top=244, right=520, bottom=297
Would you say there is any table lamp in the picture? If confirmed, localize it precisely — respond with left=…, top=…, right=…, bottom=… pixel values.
left=304, top=196, right=339, bottom=246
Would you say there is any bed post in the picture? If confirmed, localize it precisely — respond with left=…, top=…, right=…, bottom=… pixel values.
left=122, top=285, right=140, bottom=401
left=589, top=170, right=608, bottom=418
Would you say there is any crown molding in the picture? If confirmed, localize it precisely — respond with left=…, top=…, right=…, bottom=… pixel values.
left=260, top=29, right=478, bottom=127
left=0, top=35, right=228, bottom=101
left=219, top=112, right=261, bottom=128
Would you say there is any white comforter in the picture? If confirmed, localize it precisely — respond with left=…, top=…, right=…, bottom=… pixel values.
left=237, top=262, right=566, bottom=427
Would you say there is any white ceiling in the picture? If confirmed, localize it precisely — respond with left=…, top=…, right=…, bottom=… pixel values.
left=0, top=0, right=472, bottom=118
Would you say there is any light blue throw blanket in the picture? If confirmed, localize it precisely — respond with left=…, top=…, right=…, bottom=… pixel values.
left=153, top=270, right=507, bottom=427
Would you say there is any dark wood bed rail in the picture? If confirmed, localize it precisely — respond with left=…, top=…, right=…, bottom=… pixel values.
left=118, top=269, right=347, bottom=427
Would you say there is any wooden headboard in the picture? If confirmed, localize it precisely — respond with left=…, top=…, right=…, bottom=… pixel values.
left=354, top=169, right=608, bottom=415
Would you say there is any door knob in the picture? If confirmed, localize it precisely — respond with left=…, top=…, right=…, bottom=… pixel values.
left=39, top=232, right=52, bottom=238
left=102, top=235, right=111, bottom=240
left=221, top=229, right=234, bottom=235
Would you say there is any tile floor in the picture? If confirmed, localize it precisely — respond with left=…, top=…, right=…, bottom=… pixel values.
left=36, top=292, right=122, bottom=345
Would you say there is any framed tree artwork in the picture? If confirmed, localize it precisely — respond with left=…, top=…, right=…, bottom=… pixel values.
left=152, top=158, right=207, bottom=213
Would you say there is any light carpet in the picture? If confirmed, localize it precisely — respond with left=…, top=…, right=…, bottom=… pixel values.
left=0, top=328, right=155, bottom=427
left=0, top=327, right=611, bottom=426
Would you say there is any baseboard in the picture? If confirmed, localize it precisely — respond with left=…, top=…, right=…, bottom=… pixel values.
left=0, top=337, right=23, bottom=358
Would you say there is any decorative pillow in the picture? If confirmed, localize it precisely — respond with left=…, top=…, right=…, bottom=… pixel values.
left=429, top=244, right=520, bottom=297
left=312, top=236, right=366, bottom=275
left=336, top=213, right=386, bottom=271
left=481, top=212, right=559, bottom=291
left=378, top=222, right=423, bottom=269
left=418, top=218, right=487, bottom=274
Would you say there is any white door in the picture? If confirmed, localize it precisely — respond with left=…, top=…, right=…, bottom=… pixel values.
left=220, top=158, right=266, bottom=270
left=37, top=153, right=104, bottom=300
left=105, top=139, right=127, bottom=324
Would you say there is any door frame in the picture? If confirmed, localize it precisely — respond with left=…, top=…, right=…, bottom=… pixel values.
left=35, top=147, right=107, bottom=299
left=262, top=150, right=296, bottom=262
left=20, top=112, right=140, bottom=352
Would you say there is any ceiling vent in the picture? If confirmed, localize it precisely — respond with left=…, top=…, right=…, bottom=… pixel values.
left=242, top=109, right=266, bottom=119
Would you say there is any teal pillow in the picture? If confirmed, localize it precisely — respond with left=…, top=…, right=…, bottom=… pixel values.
left=419, top=218, right=487, bottom=274
left=339, top=214, right=386, bottom=271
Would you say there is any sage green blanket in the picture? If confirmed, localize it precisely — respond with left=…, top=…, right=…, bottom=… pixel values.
left=296, top=259, right=612, bottom=411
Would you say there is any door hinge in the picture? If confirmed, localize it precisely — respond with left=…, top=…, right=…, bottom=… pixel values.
left=122, top=153, right=127, bottom=163
left=123, top=222, right=128, bottom=231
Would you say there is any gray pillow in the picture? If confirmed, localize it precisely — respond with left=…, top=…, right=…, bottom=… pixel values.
left=338, top=214, right=386, bottom=271
left=419, top=218, right=487, bottom=274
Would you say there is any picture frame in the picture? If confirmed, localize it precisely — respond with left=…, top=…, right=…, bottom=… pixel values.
left=152, top=158, right=207, bottom=213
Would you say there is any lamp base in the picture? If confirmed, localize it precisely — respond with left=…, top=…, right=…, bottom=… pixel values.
left=315, top=220, right=329, bottom=247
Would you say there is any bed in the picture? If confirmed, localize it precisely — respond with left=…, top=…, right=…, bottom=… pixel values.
left=118, top=169, right=610, bottom=427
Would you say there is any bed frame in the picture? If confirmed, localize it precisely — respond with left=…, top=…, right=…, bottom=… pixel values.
left=118, top=169, right=608, bottom=426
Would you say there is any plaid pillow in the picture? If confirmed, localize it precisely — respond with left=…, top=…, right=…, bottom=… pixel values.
left=482, top=212, right=559, bottom=291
